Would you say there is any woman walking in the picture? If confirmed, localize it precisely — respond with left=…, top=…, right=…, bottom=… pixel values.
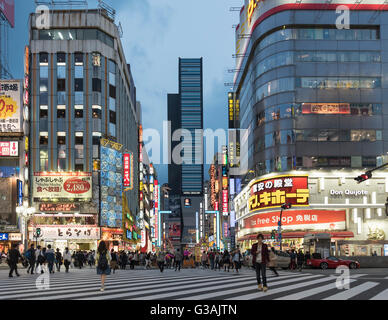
left=63, top=248, right=72, bottom=273
left=96, top=241, right=111, bottom=292
left=222, top=250, right=231, bottom=272
left=232, top=249, right=243, bottom=273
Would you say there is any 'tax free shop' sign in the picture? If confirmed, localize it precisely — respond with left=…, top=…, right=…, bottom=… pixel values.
left=249, top=175, right=309, bottom=212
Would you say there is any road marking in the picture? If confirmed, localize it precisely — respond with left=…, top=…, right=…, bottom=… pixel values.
left=323, top=282, right=379, bottom=300
left=275, top=279, right=358, bottom=300
left=138, top=274, right=310, bottom=301
left=228, top=275, right=335, bottom=300
left=370, top=288, right=388, bottom=300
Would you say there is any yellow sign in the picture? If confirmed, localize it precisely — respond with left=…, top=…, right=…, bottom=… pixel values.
left=0, top=96, right=18, bottom=119
left=247, top=0, right=262, bottom=26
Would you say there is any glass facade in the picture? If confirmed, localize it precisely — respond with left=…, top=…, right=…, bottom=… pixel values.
left=234, top=21, right=385, bottom=176
left=179, top=58, right=203, bottom=194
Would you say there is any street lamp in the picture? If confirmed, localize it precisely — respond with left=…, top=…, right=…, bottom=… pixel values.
left=16, top=204, right=36, bottom=251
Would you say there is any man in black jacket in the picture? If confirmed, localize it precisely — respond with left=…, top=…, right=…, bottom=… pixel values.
left=8, top=244, right=22, bottom=277
left=26, top=244, right=36, bottom=274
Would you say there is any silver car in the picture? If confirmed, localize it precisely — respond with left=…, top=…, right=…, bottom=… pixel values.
left=273, top=251, right=291, bottom=270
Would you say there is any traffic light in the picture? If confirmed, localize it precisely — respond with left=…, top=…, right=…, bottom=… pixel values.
left=271, top=230, right=276, bottom=240
left=36, top=228, right=41, bottom=237
left=281, top=203, right=292, bottom=210
left=354, top=171, right=372, bottom=184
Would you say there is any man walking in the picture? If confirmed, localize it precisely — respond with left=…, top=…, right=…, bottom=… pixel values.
left=55, top=248, right=62, bottom=272
left=8, top=244, right=22, bottom=278
left=45, top=245, right=55, bottom=274
left=63, top=248, right=72, bottom=273
left=175, top=249, right=183, bottom=272
left=26, top=244, right=36, bottom=275
left=297, top=249, right=305, bottom=272
left=209, top=249, right=215, bottom=270
left=157, top=251, right=166, bottom=273
left=251, top=233, right=270, bottom=292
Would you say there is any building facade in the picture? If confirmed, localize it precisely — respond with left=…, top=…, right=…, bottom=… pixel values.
left=168, top=58, right=204, bottom=246
left=27, top=9, right=139, bottom=251
left=231, top=0, right=388, bottom=257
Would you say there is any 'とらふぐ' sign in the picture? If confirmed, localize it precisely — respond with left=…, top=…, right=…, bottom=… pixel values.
left=249, top=175, right=309, bottom=212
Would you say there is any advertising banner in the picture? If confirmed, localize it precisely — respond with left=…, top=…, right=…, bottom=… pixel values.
left=32, top=172, right=92, bottom=200
left=31, top=226, right=100, bottom=240
left=222, top=190, right=228, bottom=216
left=0, top=80, right=22, bottom=133
left=39, top=203, right=80, bottom=213
left=0, top=0, right=15, bottom=27
left=168, top=222, right=181, bottom=238
left=123, top=152, right=133, bottom=189
left=100, top=143, right=123, bottom=228
left=0, top=141, right=18, bottom=156
left=302, top=103, right=351, bottom=115
left=242, top=210, right=346, bottom=233
left=249, top=175, right=309, bottom=212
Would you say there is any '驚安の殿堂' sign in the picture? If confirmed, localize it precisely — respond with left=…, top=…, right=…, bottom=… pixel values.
left=249, top=175, right=309, bottom=212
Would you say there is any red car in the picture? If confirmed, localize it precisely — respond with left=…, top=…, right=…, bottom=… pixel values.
left=307, top=256, right=360, bottom=270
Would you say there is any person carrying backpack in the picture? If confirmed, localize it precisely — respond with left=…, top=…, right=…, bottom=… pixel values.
left=45, top=245, right=55, bottom=274
left=96, top=241, right=111, bottom=292
left=26, top=244, right=36, bottom=275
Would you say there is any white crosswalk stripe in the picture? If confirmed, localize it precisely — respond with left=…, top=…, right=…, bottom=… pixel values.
left=276, top=279, right=358, bottom=300
left=0, top=268, right=386, bottom=300
left=370, top=288, right=388, bottom=300
left=323, top=282, right=379, bottom=300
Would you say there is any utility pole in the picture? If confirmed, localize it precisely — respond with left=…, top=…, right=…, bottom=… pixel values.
left=278, top=203, right=292, bottom=251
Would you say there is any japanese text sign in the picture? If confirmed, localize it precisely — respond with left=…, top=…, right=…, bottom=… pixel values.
left=249, top=175, right=309, bottom=212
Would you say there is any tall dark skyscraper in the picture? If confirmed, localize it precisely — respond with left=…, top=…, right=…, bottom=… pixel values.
left=168, top=58, right=204, bottom=245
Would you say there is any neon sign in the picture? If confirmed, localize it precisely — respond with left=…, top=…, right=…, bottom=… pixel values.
left=247, top=0, right=263, bottom=26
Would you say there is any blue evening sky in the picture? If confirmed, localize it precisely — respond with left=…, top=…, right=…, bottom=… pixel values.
left=8, top=0, right=242, bottom=184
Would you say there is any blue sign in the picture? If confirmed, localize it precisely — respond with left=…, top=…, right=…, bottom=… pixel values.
left=0, top=233, right=8, bottom=241
left=17, top=180, right=23, bottom=206
left=126, top=231, right=132, bottom=240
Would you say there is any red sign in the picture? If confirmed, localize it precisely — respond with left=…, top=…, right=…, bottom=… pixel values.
left=168, top=223, right=181, bottom=238
left=139, top=143, right=143, bottom=162
left=214, top=201, right=219, bottom=211
left=154, top=180, right=159, bottom=240
left=63, top=178, right=90, bottom=194
left=0, top=0, right=15, bottom=28
left=0, top=141, right=18, bottom=157
left=243, top=210, right=346, bottom=231
left=222, top=190, right=228, bottom=215
left=123, top=153, right=133, bottom=188
left=223, top=222, right=229, bottom=238
left=249, top=175, right=309, bottom=212
left=302, top=103, right=350, bottom=115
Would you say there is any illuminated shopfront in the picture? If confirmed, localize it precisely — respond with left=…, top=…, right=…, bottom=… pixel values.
left=235, top=171, right=388, bottom=256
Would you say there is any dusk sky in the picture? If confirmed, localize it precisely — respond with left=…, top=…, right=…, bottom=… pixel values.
left=8, top=0, right=242, bottom=184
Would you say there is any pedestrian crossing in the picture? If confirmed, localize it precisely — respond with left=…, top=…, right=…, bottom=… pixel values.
left=0, top=268, right=387, bottom=300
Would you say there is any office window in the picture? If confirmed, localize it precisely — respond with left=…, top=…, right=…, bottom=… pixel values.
left=92, top=106, right=102, bottom=119
left=109, top=60, right=116, bottom=74
left=40, top=133, right=49, bottom=145
left=109, top=97, right=116, bottom=111
left=109, top=123, right=116, bottom=137
left=75, top=106, right=83, bottom=118
left=40, top=150, right=49, bottom=171
left=40, top=106, right=48, bottom=119
left=57, top=106, right=66, bottom=119
left=109, top=111, right=116, bottom=125
left=39, top=53, right=48, bottom=64
left=57, top=133, right=66, bottom=145
left=57, top=79, right=66, bottom=91
left=75, top=163, right=84, bottom=171
left=58, top=145, right=66, bottom=159
left=75, top=78, right=83, bottom=91
left=92, top=78, right=101, bottom=92
left=40, top=79, right=48, bottom=93
left=58, top=158, right=66, bottom=171
left=57, top=52, right=66, bottom=64
left=75, top=52, right=84, bottom=65
left=75, top=133, right=84, bottom=145
left=109, top=72, right=115, bottom=86
left=109, top=85, right=116, bottom=99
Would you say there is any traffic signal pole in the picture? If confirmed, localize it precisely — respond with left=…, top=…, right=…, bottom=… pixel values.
left=279, top=208, right=283, bottom=251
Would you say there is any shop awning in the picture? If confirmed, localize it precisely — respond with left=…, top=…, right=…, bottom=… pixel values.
left=238, top=231, right=354, bottom=242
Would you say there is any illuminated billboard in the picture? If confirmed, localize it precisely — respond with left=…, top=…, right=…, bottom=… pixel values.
left=302, top=103, right=351, bottom=115
left=100, top=140, right=123, bottom=228
left=0, top=80, right=22, bottom=133
left=249, top=175, right=309, bottom=212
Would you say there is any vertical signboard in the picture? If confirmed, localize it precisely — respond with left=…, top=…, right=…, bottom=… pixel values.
left=123, top=152, right=133, bottom=189
left=0, top=80, right=22, bottom=133
left=154, top=180, right=159, bottom=246
left=0, top=0, right=15, bottom=28
left=100, top=139, right=123, bottom=228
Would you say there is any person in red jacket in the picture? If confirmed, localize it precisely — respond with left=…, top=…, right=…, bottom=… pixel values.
left=251, top=233, right=270, bottom=292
